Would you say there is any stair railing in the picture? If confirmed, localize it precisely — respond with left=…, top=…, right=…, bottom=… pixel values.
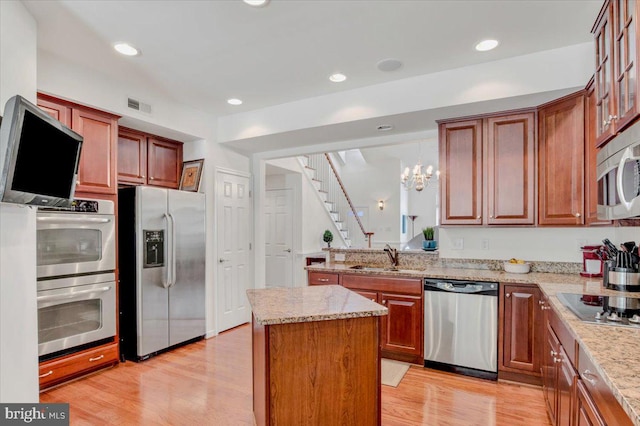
left=306, top=153, right=373, bottom=248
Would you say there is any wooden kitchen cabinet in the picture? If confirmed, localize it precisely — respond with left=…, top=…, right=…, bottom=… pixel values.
left=118, top=127, right=183, bottom=189
left=307, top=270, right=340, bottom=286
left=544, top=322, right=577, bottom=426
left=342, top=274, right=423, bottom=364
left=592, top=0, right=640, bottom=147
left=585, top=78, right=613, bottom=226
left=39, top=341, right=119, bottom=390
left=538, top=91, right=586, bottom=226
left=438, top=111, right=535, bottom=226
left=37, top=94, right=119, bottom=196
left=499, top=283, right=543, bottom=384
left=576, top=380, right=606, bottom=426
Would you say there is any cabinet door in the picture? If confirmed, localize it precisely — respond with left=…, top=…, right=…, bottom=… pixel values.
left=439, top=119, right=483, bottom=225
left=612, top=0, right=640, bottom=132
left=72, top=107, right=118, bottom=195
left=485, top=113, right=536, bottom=225
left=502, top=285, right=542, bottom=374
left=594, top=1, right=616, bottom=146
left=37, top=98, right=71, bottom=127
left=147, top=137, right=183, bottom=189
left=585, top=80, right=613, bottom=226
left=118, top=128, right=147, bottom=185
left=557, top=345, right=576, bottom=426
left=538, top=92, right=585, bottom=226
left=543, top=322, right=560, bottom=422
left=576, top=380, right=606, bottom=426
left=379, top=293, right=422, bottom=357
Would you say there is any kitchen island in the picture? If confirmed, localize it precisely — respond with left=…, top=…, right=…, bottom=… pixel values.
left=247, top=285, right=387, bottom=426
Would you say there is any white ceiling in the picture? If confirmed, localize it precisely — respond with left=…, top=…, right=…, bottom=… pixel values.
left=22, top=0, right=602, bottom=153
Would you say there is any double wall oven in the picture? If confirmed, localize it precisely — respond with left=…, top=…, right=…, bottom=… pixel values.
left=36, top=199, right=116, bottom=359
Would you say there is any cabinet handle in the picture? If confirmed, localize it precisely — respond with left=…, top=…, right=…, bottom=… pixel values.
left=382, top=300, right=387, bottom=305
left=550, top=350, right=558, bottom=357
left=575, top=213, right=581, bottom=218
left=539, top=300, right=545, bottom=305
left=476, top=215, right=481, bottom=219
left=554, top=357, right=562, bottom=364
left=39, top=370, right=53, bottom=378
left=149, top=177, right=155, bottom=180
left=76, top=180, right=81, bottom=185
left=371, top=298, right=376, bottom=302
left=318, top=278, right=329, bottom=282
left=489, top=215, right=493, bottom=219
left=89, top=355, right=104, bottom=362
left=582, top=369, right=598, bottom=385
left=141, top=175, right=146, bottom=178
left=505, top=293, right=511, bottom=298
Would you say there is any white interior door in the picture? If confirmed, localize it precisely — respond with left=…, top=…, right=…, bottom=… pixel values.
left=216, top=171, right=251, bottom=332
left=265, top=189, right=293, bottom=288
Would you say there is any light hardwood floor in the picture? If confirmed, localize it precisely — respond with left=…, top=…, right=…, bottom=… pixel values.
left=40, top=324, right=551, bottom=425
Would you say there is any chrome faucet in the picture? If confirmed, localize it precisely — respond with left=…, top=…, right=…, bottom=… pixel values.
left=384, top=244, right=399, bottom=268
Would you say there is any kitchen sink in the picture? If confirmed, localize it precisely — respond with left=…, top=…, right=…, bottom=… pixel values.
left=348, top=265, right=418, bottom=273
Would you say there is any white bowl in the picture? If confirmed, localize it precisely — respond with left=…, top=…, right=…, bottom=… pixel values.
left=504, top=262, right=530, bottom=274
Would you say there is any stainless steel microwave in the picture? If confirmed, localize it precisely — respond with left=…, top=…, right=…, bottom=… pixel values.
left=597, top=120, right=640, bottom=220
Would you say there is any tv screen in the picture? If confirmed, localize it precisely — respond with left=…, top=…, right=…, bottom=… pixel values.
left=0, top=95, right=82, bottom=207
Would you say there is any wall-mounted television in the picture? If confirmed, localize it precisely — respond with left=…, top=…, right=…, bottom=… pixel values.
left=0, top=95, right=83, bottom=208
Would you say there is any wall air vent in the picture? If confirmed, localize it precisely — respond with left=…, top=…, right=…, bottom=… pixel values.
left=127, top=97, right=152, bottom=114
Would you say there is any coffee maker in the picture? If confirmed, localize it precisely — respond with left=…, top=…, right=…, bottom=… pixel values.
left=580, top=245, right=605, bottom=277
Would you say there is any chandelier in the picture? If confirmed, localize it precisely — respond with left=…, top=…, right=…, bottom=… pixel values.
left=401, top=161, right=439, bottom=191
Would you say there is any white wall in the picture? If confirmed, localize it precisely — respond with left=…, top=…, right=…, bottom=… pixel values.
left=0, top=0, right=39, bottom=403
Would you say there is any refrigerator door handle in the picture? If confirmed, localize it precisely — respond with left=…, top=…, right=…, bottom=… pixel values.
left=168, top=212, right=177, bottom=287
left=163, top=213, right=173, bottom=289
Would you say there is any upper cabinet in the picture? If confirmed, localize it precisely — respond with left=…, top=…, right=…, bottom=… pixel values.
left=118, top=127, right=183, bottom=189
left=37, top=94, right=118, bottom=196
left=593, top=0, right=640, bottom=146
left=538, top=92, right=586, bottom=226
left=439, top=112, right=536, bottom=226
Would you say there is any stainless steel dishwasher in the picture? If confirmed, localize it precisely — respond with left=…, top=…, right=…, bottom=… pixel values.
left=423, top=278, right=498, bottom=380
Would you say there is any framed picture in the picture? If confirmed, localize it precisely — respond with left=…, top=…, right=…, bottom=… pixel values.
left=179, top=159, right=204, bottom=192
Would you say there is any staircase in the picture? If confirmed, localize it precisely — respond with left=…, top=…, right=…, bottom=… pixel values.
left=299, top=153, right=372, bottom=248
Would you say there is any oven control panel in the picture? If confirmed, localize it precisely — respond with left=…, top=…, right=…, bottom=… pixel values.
left=143, top=230, right=164, bottom=268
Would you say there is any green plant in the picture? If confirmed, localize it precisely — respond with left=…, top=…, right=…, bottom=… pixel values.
left=422, top=227, right=434, bottom=240
left=323, top=230, right=334, bottom=247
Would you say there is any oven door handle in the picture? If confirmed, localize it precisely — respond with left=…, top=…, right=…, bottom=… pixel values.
left=162, top=213, right=173, bottom=289
left=37, top=286, right=112, bottom=302
left=37, top=217, right=112, bottom=223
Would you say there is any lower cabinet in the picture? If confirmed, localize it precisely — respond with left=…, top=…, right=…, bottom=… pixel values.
left=39, top=342, right=119, bottom=390
left=499, top=283, right=543, bottom=384
left=543, top=298, right=632, bottom=426
left=307, top=271, right=340, bottom=285
left=342, top=274, right=423, bottom=364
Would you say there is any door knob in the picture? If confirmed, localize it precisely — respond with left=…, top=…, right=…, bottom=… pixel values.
left=219, top=258, right=229, bottom=263
left=283, top=248, right=292, bottom=253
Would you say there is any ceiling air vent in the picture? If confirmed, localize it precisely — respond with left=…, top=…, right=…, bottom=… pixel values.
left=127, top=97, right=152, bottom=114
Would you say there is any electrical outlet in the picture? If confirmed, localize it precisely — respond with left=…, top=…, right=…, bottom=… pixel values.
left=481, top=239, right=489, bottom=250
left=335, top=253, right=345, bottom=262
left=452, top=238, right=464, bottom=250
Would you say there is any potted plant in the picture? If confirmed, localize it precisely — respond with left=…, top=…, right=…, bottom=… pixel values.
left=323, top=230, right=333, bottom=248
left=422, top=227, right=437, bottom=249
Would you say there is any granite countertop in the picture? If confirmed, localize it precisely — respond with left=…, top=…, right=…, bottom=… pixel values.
left=308, top=262, right=640, bottom=425
left=246, top=285, right=388, bottom=326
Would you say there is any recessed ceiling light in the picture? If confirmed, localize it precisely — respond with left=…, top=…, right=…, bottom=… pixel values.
left=243, top=0, right=269, bottom=7
left=329, top=73, right=347, bottom=83
left=227, top=98, right=243, bottom=106
left=377, top=59, right=403, bottom=72
left=377, top=124, right=393, bottom=131
left=113, top=42, right=140, bottom=56
left=475, top=39, right=499, bottom=52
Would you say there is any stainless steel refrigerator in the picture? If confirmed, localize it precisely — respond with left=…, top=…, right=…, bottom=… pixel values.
left=118, top=186, right=206, bottom=361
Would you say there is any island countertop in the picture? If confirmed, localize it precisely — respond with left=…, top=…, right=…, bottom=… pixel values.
left=247, top=285, right=388, bottom=326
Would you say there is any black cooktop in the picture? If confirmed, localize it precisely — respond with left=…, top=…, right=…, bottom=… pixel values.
left=556, top=293, right=640, bottom=328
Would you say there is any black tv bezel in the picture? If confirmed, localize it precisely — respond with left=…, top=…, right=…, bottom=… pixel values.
left=0, top=95, right=83, bottom=208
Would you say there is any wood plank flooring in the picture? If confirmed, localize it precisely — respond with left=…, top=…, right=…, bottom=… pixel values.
left=40, top=324, right=551, bottom=425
